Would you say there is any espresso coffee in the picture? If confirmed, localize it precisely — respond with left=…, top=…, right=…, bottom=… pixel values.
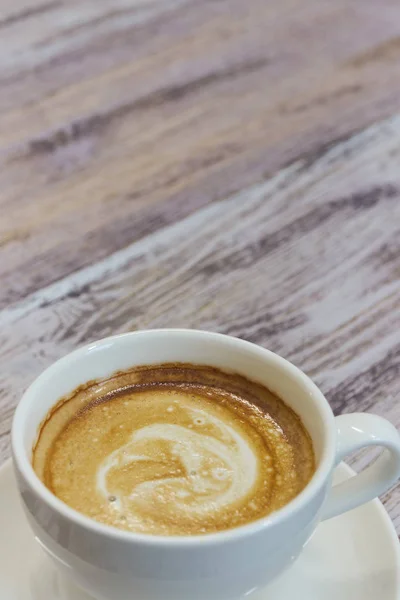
left=33, top=364, right=315, bottom=536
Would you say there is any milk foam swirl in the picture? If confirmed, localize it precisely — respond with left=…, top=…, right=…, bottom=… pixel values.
left=97, top=408, right=258, bottom=523
left=33, top=365, right=316, bottom=535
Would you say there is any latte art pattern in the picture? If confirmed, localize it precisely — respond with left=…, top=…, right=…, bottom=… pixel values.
left=33, top=364, right=315, bottom=535
left=97, top=408, right=259, bottom=526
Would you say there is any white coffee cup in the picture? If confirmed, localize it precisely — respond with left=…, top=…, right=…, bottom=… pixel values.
left=11, top=330, right=400, bottom=600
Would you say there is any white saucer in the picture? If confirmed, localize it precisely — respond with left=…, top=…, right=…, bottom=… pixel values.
left=0, top=459, right=399, bottom=600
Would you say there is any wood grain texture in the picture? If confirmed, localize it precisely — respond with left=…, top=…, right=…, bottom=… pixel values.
left=1, top=115, right=400, bottom=528
left=1, top=0, right=400, bottom=306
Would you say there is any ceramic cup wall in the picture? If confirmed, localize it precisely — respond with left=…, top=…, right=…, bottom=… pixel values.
left=11, top=330, right=400, bottom=600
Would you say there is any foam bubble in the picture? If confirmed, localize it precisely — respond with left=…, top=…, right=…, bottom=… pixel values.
left=212, top=467, right=229, bottom=481
left=176, top=490, right=190, bottom=498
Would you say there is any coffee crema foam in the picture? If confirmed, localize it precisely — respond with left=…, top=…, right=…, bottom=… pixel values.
left=33, top=364, right=315, bottom=536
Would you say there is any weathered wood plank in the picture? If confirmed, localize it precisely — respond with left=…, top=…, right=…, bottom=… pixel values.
left=1, top=116, right=400, bottom=527
left=1, top=0, right=400, bottom=306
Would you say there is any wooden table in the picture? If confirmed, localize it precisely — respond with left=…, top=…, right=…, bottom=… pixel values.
left=1, top=0, right=400, bottom=531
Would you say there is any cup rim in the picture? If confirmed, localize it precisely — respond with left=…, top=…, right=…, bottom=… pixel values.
left=12, top=329, right=336, bottom=547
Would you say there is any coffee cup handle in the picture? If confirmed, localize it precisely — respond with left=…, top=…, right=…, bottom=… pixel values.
left=321, top=413, right=400, bottom=520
